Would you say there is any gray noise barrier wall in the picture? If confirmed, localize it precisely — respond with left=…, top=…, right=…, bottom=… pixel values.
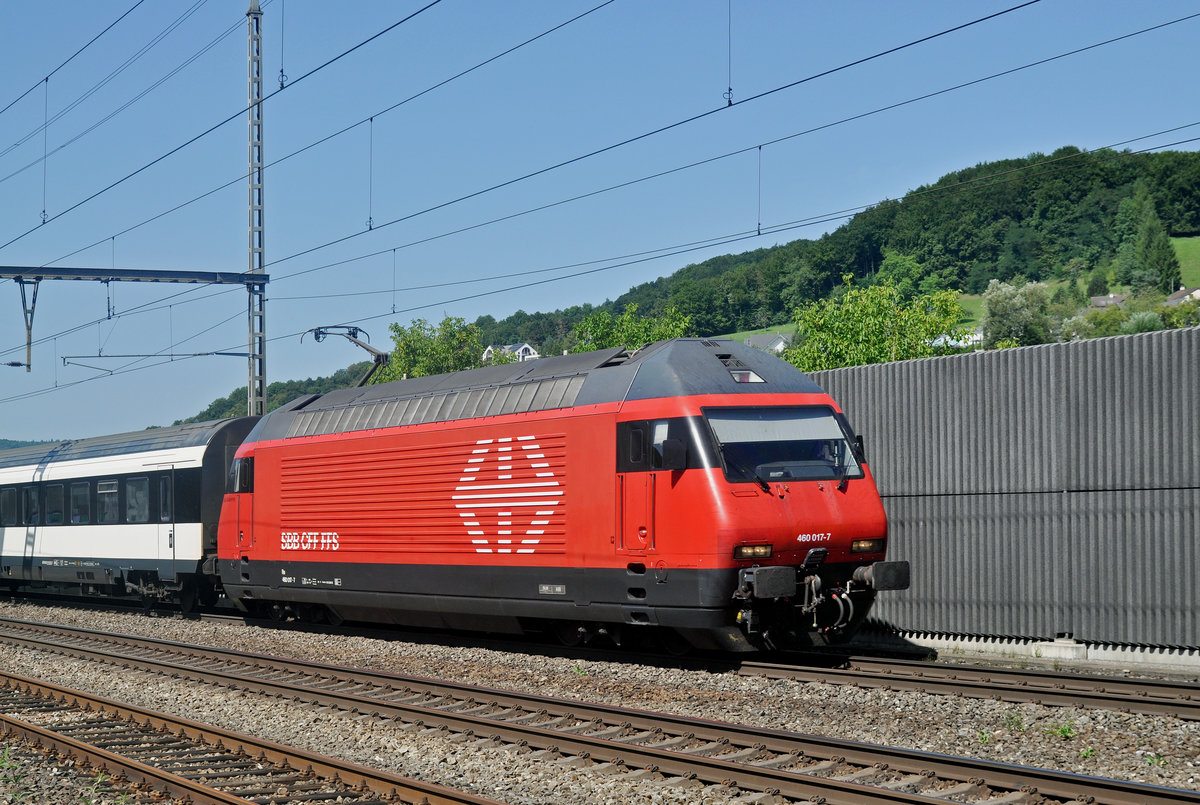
left=811, top=326, right=1200, bottom=648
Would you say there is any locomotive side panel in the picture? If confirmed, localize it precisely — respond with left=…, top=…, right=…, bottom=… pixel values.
left=220, top=406, right=632, bottom=627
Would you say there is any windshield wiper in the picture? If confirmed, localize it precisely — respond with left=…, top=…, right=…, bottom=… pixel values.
left=725, top=456, right=771, bottom=491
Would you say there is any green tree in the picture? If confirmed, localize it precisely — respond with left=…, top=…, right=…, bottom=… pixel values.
left=372, top=316, right=501, bottom=384
left=782, top=275, right=967, bottom=371
left=1162, top=299, right=1200, bottom=329
left=1119, top=310, right=1165, bottom=334
left=570, top=303, right=693, bottom=353
left=1085, top=269, right=1109, bottom=297
left=871, top=250, right=924, bottom=300
left=1136, top=217, right=1182, bottom=294
left=980, top=279, right=1056, bottom=348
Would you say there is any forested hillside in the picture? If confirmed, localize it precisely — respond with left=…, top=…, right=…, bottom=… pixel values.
left=0, top=439, right=52, bottom=450
left=478, top=146, right=1200, bottom=353
left=172, top=362, right=371, bottom=425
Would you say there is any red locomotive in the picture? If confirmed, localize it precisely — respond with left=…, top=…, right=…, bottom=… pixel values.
left=217, top=338, right=907, bottom=651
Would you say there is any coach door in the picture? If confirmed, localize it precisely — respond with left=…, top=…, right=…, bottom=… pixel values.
left=157, top=472, right=176, bottom=581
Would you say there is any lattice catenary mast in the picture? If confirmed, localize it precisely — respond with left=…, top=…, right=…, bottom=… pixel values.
left=246, top=0, right=267, bottom=416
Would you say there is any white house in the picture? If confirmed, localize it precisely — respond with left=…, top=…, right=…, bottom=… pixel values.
left=1164, top=286, right=1200, bottom=306
left=482, top=343, right=540, bottom=363
left=743, top=333, right=793, bottom=354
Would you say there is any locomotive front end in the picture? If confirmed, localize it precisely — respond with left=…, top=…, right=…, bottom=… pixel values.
left=705, top=404, right=908, bottom=649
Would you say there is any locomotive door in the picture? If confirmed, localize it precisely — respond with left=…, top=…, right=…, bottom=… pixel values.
left=232, top=457, right=254, bottom=550
left=616, top=420, right=657, bottom=555
left=619, top=473, right=655, bottom=553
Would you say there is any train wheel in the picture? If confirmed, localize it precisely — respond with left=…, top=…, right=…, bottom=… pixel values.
left=178, top=581, right=199, bottom=614
left=553, top=622, right=587, bottom=647
left=660, top=629, right=693, bottom=656
left=198, top=581, right=219, bottom=608
left=298, top=604, right=345, bottom=627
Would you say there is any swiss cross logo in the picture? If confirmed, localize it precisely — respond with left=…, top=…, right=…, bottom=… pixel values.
left=453, top=436, right=561, bottom=554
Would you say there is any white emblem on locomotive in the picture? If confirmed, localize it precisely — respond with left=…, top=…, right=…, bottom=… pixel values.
left=453, top=436, right=560, bottom=554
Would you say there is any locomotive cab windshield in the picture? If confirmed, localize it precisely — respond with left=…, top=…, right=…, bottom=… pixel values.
left=705, top=406, right=864, bottom=484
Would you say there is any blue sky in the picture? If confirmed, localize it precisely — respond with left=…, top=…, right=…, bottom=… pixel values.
left=1, top=1, right=1197, bottom=440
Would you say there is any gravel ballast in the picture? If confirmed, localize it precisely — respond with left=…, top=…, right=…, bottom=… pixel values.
left=0, top=600, right=1197, bottom=803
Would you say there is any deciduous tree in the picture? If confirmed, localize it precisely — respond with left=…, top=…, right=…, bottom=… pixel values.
left=782, top=275, right=967, bottom=371
left=980, top=279, right=1054, bottom=348
left=570, top=303, right=693, bottom=353
left=373, top=316, right=500, bottom=383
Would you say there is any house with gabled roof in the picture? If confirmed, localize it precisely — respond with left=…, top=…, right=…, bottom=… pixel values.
left=482, top=343, right=540, bottom=363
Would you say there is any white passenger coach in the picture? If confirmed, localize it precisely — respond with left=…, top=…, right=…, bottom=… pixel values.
left=0, top=418, right=256, bottom=609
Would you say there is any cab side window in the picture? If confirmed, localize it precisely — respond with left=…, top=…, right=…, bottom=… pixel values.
left=229, top=457, right=254, bottom=494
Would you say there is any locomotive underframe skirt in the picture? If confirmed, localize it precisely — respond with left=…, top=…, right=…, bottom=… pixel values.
left=221, top=559, right=879, bottom=650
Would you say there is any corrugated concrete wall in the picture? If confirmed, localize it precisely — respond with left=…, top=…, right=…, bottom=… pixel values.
left=812, top=327, right=1200, bottom=647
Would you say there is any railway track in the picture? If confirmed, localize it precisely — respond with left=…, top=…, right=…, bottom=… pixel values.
left=0, top=671, right=501, bottom=805
left=738, top=652, right=1200, bottom=721
left=1, top=616, right=1196, bottom=805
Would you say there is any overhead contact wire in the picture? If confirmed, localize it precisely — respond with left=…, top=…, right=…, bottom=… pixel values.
left=0, top=0, right=446, bottom=255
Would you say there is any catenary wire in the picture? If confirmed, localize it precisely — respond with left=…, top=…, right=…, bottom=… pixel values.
left=0, top=0, right=211, bottom=163
left=6, top=117, right=1197, bottom=363
left=2, top=128, right=1196, bottom=400
left=0, top=0, right=147, bottom=120
left=37, top=6, right=1196, bottom=279
left=264, top=1, right=1046, bottom=271
left=2, top=0, right=1035, bottom=260
left=0, top=4, right=265, bottom=187
left=0, top=0, right=447, bottom=256
left=39, top=0, right=618, bottom=269
left=2, top=7, right=1192, bottom=381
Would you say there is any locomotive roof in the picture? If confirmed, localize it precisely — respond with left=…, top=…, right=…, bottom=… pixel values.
left=249, top=338, right=826, bottom=443
left=0, top=417, right=259, bottom=471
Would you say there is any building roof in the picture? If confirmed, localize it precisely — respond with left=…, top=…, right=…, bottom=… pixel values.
left=1165, top=287, right=1200, bottom=306
left=1089, top=293, right=1129, bottom=309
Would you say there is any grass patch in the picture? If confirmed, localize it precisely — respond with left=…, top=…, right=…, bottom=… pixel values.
left=1173, top=236, right=1200, bottom=288
left=719, top=325, right=795, bottom=343
left=959, top=294, right=984, bottom=327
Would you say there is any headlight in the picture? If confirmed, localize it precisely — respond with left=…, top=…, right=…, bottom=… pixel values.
left=851, top=539, right=885, bottom=554
left=734, top=544, right=773, bottom=560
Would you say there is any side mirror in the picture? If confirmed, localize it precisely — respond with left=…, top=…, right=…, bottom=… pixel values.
left=659, top=438, right=687, bottom=470
left=855, top=435, right=866, bottom=463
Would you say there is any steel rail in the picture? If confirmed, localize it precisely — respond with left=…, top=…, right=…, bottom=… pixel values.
left=0, top=670, right=501, bottom=805
left=2, top=618, right=1197, bottom=805
left=738, top=653, right=1200, bottom=720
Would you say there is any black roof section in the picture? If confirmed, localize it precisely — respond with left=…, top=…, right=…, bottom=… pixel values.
left=0, top=417, right=259, bottom=471
left=248, top=339, right=825, bottom=443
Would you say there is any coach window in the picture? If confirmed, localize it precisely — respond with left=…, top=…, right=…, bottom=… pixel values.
left=126, top=477, right=150, bottom=524
left=159, top=476, right=172, bottom=523
left=22, top=487, right=38, bottom=525
left=97, top=480, right=119, bottom=524
left=0, top=489, right=16, bottom=526
left=45, top=485, right=64, bottom=525
left=70, top=482, right=90, bottom=525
